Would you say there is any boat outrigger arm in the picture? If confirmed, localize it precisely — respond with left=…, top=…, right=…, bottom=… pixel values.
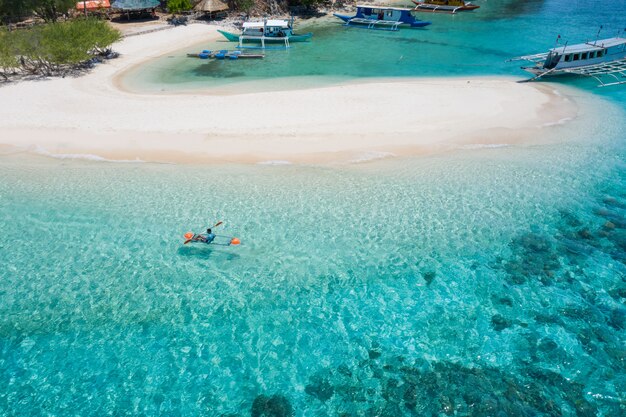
left=565, top=58, right=626, bottom=87
left=417, top=4, right=466, bottom=13
left=345, top=17, right=402, bottom=31
left=509, top=53, right=626, bottom=87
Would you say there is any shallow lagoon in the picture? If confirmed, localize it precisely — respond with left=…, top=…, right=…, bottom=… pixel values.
left=123, top=0, right=626, bottom=94
left=2, top=0, right=626, bottom=415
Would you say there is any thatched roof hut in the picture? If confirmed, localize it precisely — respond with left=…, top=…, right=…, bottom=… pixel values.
left=194, top=0, right=228, bottom=14
left=110, top=0, right=159, bottom=11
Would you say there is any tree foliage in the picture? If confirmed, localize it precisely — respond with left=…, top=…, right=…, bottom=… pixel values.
left=166, top=0, right=192, bottom=14
left=30, top=0, right=76, bottom=22
left=287, top=0, right=326, bottom=7
left=0, top=18, right=121, bottom=78
left=230, top=0, right=254, bottom=14
left=0, top=0, right=30, bottom=22
left=0, top=0, right=76, bottom=23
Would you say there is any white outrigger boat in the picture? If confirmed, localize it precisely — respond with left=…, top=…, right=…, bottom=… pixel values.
left=218, top=18, right=312, bottom=49
left=511, top=31, right=626, bottom=87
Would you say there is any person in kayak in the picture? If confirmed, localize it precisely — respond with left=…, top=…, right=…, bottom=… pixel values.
left=193, top=228, right=216, bottom=244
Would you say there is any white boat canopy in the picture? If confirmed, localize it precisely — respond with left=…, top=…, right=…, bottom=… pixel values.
left=242, top=20, right=290, bottom=29
left=356, top=4, right=413, bottom=11
left=550, top=37, right=626, bottom=54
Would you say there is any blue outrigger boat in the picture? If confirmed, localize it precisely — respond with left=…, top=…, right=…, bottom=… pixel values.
left=334, top=5, right=431, bottom=31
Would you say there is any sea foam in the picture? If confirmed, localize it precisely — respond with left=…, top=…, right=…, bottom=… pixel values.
left=32, top=146, right=145, bottom=163
left=348, top=151, right=395, bottom=164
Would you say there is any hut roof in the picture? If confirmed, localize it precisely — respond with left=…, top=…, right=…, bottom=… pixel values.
left=194, top=0, right=228, bottom=13
left=111, top=0, right=159, bottom=10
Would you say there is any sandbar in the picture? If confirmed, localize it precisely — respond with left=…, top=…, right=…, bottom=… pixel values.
left=0, top=23, right=580, bottom=164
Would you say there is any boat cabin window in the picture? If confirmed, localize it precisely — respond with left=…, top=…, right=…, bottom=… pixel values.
left=363, top=8, right=372, bottom=15
left=581, top=52, right=589, bottom=60
left=386, top=11, right=393, bottom=17
left=589, top=51, right=596, bottom=59
left=598, top=49, right=605, bottom=57
left=573, top=53, right=580, bottom=61
left=564, top=54, right=572, bottom=62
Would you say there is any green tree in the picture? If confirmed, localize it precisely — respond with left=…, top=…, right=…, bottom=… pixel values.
left=0, top=0, right=31, bottom=22
left=167, top=0, right=192, bottom=14
left=234, top=0, right=253, bottom=13
left=29, top=0, right=77, bottom=22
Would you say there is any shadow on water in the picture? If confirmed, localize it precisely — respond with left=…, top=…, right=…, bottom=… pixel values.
left=529, top=73, right=626, bottom=91
left=478, top=0, right=547, bottom=20
left=191, top=63, right=246, bottom=78
left=177, top=245, right=241, bottom=261
left=391, top=36, right=514, bottom=59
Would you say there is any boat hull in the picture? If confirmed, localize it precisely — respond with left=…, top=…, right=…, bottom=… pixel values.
left=333, top=13, right=431, bottom=28
left=521, top=66, right=563, bottom=76
left=217, top=30, right=312, bottom=43
left=412, top=1, right=479, bottom=12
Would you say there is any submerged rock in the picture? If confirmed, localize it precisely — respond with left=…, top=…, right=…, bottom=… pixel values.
left=503, top=233, right=561, bottom=285
left=423, top=271, right=436, bottom=286
left=602, top=196, right=626, bottom=210
left=537, top=337, right=558, bottom=353
left=604, top=221, right=616, bottom=231
left=368, top=349, right=382, bottom=360
left=607, top=285, right=626, bottom=300
left=577, top=228, right=594, bottom=240
left=595, top=207, right=626, bottom=228
left=560, top=210, right=583, bottom=227
left=251, top=394, right=294, bottom=417
left=493, top=295, right=514, bottom=307
left=315, top=357, right=599, bottom=416
left=337, top=364, right=352, bottom=378
left=491, top=314, right=512, bottom=331
left=305, top=375, right=334, bottom=402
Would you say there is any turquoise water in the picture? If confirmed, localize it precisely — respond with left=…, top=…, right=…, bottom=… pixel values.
left=125, top=0, right=626, bottom=93
left=2, top=0, right=626, bottom=416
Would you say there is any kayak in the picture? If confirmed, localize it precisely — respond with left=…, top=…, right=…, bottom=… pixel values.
left=184, top=232, right=241, bottom=246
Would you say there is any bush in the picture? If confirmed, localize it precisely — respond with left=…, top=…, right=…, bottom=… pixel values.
left=0, top=18, right=121, bottom=77
left=167, top=0, right=192, bottom=14
left=0, top=29, right=19, bottom=77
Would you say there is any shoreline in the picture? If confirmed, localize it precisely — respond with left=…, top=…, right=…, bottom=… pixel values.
left=0, top=23, right=587, bottom=165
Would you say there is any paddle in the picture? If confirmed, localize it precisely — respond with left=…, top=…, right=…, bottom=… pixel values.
left=184, top=221, right=223, bottom=244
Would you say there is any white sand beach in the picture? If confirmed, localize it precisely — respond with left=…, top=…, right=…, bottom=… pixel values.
left=0, top=23, right=579, bottom=164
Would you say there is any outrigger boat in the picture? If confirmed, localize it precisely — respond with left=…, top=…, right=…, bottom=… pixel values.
left=187, top=49, right=264, bottom=60
left=334, top=5, right=431, bottom=31
left=510, top=31, right=626, bottom=87
left=412, top=0, right=479, bottom=13
left=217, top=18, right=312, bottom=49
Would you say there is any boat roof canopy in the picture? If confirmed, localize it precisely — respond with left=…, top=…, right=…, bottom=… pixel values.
left=75, top=0, right=110, bottom=10
left=356, top=4, right=412, bottom=11
left=243, top=20, right=289, bottom=28
left=550, top=37, right=626, bottom=54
